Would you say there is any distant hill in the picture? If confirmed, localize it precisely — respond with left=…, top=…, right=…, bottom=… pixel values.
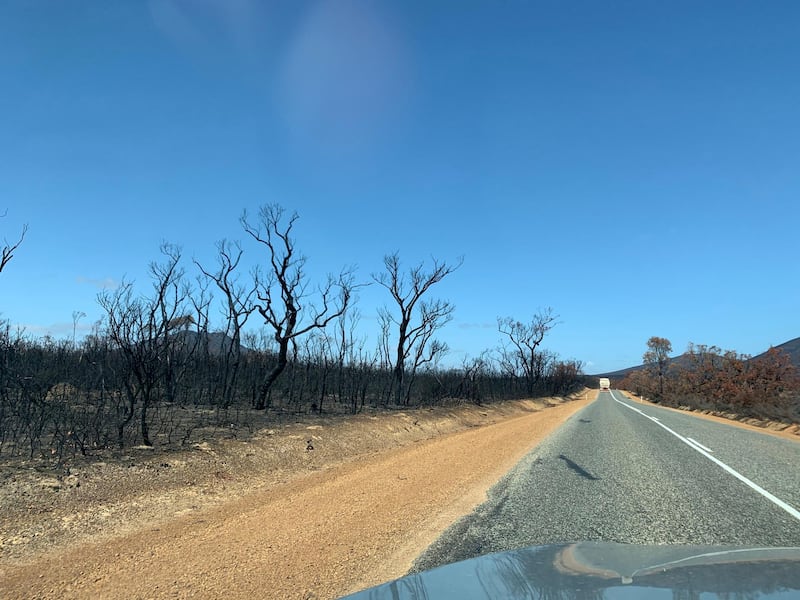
left=752, top=336, right=800, bottom=367
left=594, top=336, right=800, bottom=381
left=595, top=353, right=691, bottom=380
left=173, top=330, right=253, bottom=356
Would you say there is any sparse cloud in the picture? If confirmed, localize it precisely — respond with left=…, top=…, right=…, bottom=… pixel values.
left=76, top=276, right=118, bottom=290
left=148, top=0, right=204, bottom=54
left=147, top=0, right=267, bottom=64
left=278, top=0, right=412, bottom=156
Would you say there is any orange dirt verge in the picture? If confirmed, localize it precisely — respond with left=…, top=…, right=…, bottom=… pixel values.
left=0, top=394, right=595, bottom=600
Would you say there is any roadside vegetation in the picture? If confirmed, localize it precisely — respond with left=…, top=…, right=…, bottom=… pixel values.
left=619, top=336, right=800, bottom=423
left=0, top=205, right=586, bottom=466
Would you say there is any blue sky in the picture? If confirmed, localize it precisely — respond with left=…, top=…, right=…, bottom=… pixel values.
left=1, top=1, right=799, bottom=374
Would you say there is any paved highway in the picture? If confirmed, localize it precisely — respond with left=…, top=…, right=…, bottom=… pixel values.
left=414, top=391, right=800, bottom=571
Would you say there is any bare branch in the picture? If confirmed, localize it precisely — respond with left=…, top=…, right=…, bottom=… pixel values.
left=1, top=221, right=27, bottom=274
left=372, top=253, right=461, bottom=405
left=497, top=308, right=559, bottom=396
left=242, top=204, right=356, bottom=409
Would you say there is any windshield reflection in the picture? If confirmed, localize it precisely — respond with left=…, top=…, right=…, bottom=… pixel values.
left=344, top=543, right=800, bottom=600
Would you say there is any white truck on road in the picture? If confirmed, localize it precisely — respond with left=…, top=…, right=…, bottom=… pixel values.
left=599, top=378, right=610, bottom=391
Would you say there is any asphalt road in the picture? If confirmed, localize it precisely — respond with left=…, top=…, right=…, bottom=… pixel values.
left=413, top=391, right=800, bottom=572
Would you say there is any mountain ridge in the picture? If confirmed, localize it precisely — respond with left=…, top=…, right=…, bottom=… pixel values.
left=595, top=336, right=800, bottom=380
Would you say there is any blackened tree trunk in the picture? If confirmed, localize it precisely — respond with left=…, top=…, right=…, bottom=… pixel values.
left=373, top=253, right=461, bottom=406
left=241, top=205, right=354, bottom=410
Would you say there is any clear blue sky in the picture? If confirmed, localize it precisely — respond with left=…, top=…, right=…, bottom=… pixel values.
left=2, top=1, right=799, bottom=374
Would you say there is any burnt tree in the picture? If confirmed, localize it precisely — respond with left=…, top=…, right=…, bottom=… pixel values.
left=195, top=240, right=257, bottom=408
left=643, top=336, right=672, bottom=399
left=497, top=308, right=559, bottom=396
left=373, top=253, right=461, bottom=405
left=241, top=205, right=353, bottom=410
left=1, top=212, right=26, bottom=274
left=98, top=244, right=192, bottom=446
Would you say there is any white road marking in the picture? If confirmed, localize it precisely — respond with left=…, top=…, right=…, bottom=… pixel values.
left=686, top=437, right=713, bottom=453
left=610, top=391, right=800, bottom=523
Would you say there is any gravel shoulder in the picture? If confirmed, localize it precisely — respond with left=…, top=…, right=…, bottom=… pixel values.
left=0, top=392, right=595, bottom=599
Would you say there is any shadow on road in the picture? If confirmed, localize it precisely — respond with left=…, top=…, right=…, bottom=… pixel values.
left=558, top=454, right=601, bottom=481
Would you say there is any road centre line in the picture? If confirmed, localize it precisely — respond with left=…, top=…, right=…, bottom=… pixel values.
left=610, top=391, right=800, bottom=522
left=686, top=437, right=713, bottom=453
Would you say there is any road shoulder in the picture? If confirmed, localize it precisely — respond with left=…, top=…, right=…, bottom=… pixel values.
left=619, top=390, right=800, bottom=443
left=1, top=393, right=596, bottom=599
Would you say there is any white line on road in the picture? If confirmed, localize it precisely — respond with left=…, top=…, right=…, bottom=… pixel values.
left=610, top=391, right=800, bottom=523
left=686, top=437, right=713, bottom=453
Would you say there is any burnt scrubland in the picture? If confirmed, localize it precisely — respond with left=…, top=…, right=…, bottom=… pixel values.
left=0, top=397, right=595, bottom=599
left=617, top=336, right=800, bottom=428
left=0, top=205, right=586, bottom=468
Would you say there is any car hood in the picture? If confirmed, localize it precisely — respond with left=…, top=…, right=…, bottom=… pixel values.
left=341, top=542, right=800, bottom=599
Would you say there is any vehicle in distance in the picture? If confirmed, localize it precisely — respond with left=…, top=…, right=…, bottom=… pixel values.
left=599, top=378, right=610, bottom=390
